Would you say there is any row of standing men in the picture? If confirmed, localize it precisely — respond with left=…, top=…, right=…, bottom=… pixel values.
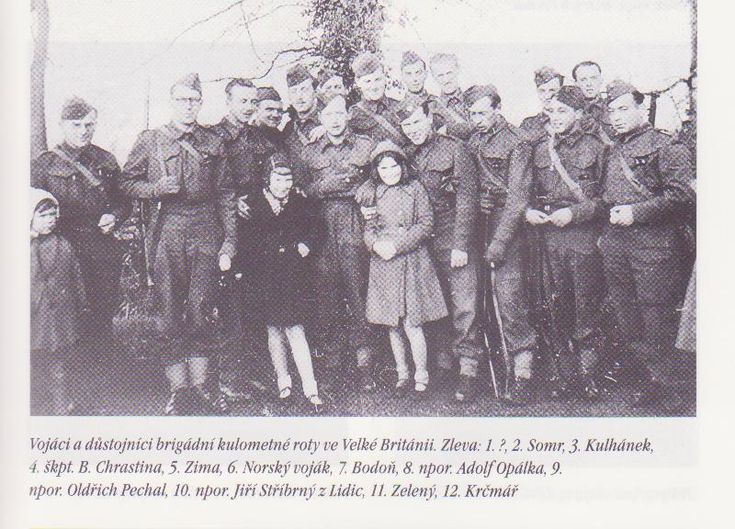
left=31, top=51, right=695, bottom=414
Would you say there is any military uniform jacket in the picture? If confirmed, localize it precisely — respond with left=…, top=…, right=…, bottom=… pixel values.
left=433, top=90, right=474, bottom=141
left=282, top=105, right=323, bottom=187
left=467, top=117, right=532, bottom=252
left=301, top=132, right=374, bottom=201
left=348, top=96, right=404, bottom=145
left=531, top=124, right=607, bottom=224
left=32, top=143, right=126, bottom=234
left=602, top=123, right=694, bottom=225
left=209, top=117, right=279, bottom=196
left=520, top=111, right=549, bottom=145
left=120, top=122, right=237, bottom=256
left=413, top=131, right=479, bottom=253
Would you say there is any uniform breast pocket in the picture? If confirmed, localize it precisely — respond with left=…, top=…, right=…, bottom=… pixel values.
left=569, top=149, right=598, bottom=182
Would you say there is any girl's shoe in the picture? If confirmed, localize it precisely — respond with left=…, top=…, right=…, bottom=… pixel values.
left=307, top=395, right=324, bottom=414
left=393, top=379, right=411, bottom=398
left=414, top=382, right=428, bottom=397
left=279, top=387, right=292, bottom=400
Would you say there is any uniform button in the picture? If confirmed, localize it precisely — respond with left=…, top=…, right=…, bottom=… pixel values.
left=279, top=247, right=285, bottom=253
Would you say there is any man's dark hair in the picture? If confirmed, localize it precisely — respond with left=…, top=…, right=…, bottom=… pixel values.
left=572, top=61, right=602, bottom=81
left=225, top=78, right=255, bottom=97
left=35, top=198, right=57, bottom=215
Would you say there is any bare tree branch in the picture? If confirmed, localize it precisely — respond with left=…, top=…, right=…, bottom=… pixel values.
left=207, top=45, right=316, bottom=83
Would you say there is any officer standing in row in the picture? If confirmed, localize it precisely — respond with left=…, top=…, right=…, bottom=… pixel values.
left=520, top=67, right=564, bottom=144
left=464, top=85, right=538, bottom=405
left=525, top=85, right=607, bottom=401
left=572, top=60, right=615, bottom=141
left=429, top=53, right=474, bottom=141
left=349, top=52, right=405, bottom=145
left=599, top=80, right=694, bottom=413
left=396, top=99, right=483, bottom=403
left=32, top=97, right=127, bottom=340
left=301, top=93, right=379, bottom=391
left=120, top=73, right=236, bottom=415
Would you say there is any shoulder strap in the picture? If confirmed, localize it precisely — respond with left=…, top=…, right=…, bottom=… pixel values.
left=51, top=148, right=103, bottom=188
left=439, top=100, right=468, bottom=125
left=613, top=146, right=654, bottom=198
left=354, top=101, right=403, bottom=144
left=546, top=136, right=587, bottom=203
left=157, top=127, right=204, bottom=162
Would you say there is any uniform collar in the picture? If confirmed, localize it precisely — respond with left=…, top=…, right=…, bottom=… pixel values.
left=362, top=97, right=390, bottom=114
left=58, top=142, right=88, bottom=159
left=165, top=121, right=197, bottom=139
left=319, top=130, right=354, bottom=152
left=553, top=122, right=585, bottom=147
left=293, top=104, right=320, bottom=126
left=442, top=88, right=463, bottom=105
left=222, top=115, right=249, bottom=139
left=481, top=115, right=509, bottom=140
left=617, top=121, right=653, bottom=144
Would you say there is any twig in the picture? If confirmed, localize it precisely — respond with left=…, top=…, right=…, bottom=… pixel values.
left=206, top=45, right=316, bottom=83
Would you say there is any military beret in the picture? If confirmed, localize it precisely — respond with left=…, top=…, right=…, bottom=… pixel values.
left=256, top=86, right=282, bottom=103
left=316, top=68, right=342, bottom=89
left=606, top=79, right=639, bottom=103
left=371, top=140, right=406, bottom=163
left=401, top=50, right=425, bottom=69
left=61, top=97, right=96, bottom=120
left=351, top=52, right=383, bottom=78
left=286, top=64, right=314, bottom=88
left=463, top=84, right=499, bottom=108
left=267, top=152, right=292, bottom=174
left=553, top=85, right=586, bottom=110
left=429, top=52, right=458, bottom=67
left=534, top=66, right=563, bottom=87
left=172, top=72, right=202, bottom=94
left=395, top=98, right=426, bottom=123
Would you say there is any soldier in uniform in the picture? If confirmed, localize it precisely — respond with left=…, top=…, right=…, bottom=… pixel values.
left=572, top=60, right=615, bottom=141
left=524, top=85, right=607, bottom=401
left=428, top=53, right=473, bottom=140
left=520, top=67, right=564, bottom=144
left=120, top=73, right=236, bottom=415
left=32, top=97, right=127, bottom=339
left=599, top=80, right=694, bottom=412
left=301, top=93, right=379, bottom=391
left=397, top=99, right=483, bottom=403
left=316, top=68, right=348, bottom=101
left=464, top=85, right=538, bottom=405
left=209, top=78, right=265, bottom=401
left=283, top=65, right=324, bottom=152
left=401, top=51, right=433, bottom=107
left=348, top=52, right=405, bottom=146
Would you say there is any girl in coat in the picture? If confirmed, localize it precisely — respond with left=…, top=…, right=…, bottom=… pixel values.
left=30, top=188, right=87, bottom=415
left=360, top=141, right=448, bottom=396
left=235, top=153, right=324, bottom=412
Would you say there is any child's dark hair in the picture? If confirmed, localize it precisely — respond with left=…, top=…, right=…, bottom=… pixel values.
left=35, top=198, right=57, bottom=215
left=371, top=151, right=414, bottom=186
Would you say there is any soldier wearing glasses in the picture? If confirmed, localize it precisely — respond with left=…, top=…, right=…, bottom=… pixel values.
left=120, top=73, right=236, bottom=415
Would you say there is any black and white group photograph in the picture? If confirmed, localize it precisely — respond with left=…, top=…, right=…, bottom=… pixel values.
left=28, top=0, right=697, bottom=418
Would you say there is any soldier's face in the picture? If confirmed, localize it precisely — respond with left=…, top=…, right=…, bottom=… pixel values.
left=608, top=93, right=646, bottom=134
left=319, top=97, right=348, bottom=136
left=289, top=79, right=317, bottom=114
left=318, top=76, right=347, bottom=99
left=170, top=86, right=202, bottom=125
left=356, top=70, right=387, bottom=102
left=60, top=111, right=97, bottom=148
left=402, top=62, right=427, bottom=94
left=468, top=97, right=500, bottom=132
left=268, top=169, right=293, bottom=199
left=401, top=108, right=432, bottom=145
left=377, top=156, right=402, bottom=186
left=575, top=65, right=603, bottom=99
left=32, top=206, right=57, bottom=235
left=431, top=59, right=460, bottom=95
left=546, top=100, right=582, bottom=134
left=257, top=100, right=283, bottom=129
left=537, top=78, right=562, bottom=105
left=227, top=85, right=258, bottom=124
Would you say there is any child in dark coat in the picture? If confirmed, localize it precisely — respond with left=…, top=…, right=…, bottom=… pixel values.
left=30, top=188, right=87, bottom=415
left=359, top=141, right=448, bottom=396
left=235, top=154, right=324, bottom=411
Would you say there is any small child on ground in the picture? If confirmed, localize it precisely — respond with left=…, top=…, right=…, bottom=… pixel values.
left=30, top=188, right=87, bottom=415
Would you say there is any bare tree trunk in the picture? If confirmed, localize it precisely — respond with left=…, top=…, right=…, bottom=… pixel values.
left=31, top=0, right=49, bottom=160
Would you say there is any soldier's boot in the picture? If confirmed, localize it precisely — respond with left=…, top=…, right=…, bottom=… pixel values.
left=164, top=388, right=190, bottom=416
left=504, top=377, right=533, bottom=406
